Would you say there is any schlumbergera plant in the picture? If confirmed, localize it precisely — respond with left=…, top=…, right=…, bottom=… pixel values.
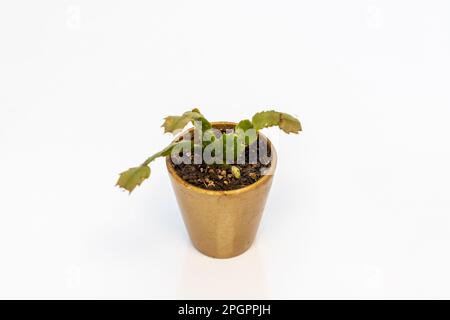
left=116, top=109, right=301, bottom=193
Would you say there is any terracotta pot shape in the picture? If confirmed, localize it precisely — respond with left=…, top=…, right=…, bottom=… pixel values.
left=166, top=122, right=277, bottom=259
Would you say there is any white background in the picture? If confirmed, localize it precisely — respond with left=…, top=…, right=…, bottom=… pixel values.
left=1, top=0, right=449, bottom=299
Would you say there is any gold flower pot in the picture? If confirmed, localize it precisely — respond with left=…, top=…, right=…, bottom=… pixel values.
left=166, top=122, right=277, bottom=259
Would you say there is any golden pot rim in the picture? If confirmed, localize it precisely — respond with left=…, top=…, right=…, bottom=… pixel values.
left=166, top=121, right=277, bottom=196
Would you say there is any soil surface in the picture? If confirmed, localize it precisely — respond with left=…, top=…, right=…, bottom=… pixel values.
left=171, top=143, right=272, bottom=191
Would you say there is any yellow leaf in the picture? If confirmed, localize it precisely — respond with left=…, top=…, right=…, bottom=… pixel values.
left=279, top=113, right=302, bottom=134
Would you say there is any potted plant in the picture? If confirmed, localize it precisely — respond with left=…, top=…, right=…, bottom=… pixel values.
left=116, top=109, right=301, bottom=258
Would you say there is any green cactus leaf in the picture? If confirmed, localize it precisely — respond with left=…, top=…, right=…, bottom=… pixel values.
left=162, top=108, right=211, bottom=134
left=252, top=110, right=301, bottom=134
left=235, top=119, right=253, bottom=132
left=116, top=166, right=151, bottom=193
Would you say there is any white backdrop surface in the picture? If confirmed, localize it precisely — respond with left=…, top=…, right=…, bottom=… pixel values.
left=0, top=1, right=449, bottom=299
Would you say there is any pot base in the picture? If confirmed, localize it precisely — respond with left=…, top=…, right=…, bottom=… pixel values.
left=191, top=239, right=254, bottom=259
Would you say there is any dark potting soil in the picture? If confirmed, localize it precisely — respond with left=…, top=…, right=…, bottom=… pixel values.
left=171, top=143, right=272, bottom=191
